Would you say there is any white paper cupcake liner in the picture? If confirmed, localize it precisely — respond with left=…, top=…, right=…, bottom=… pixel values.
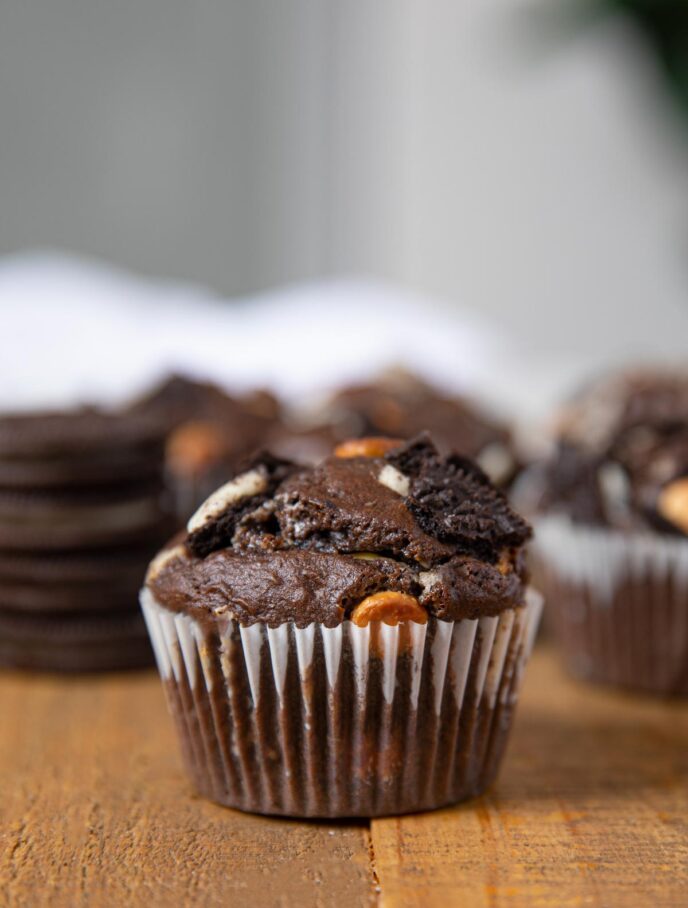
left=535, top=515, right=688, bottom=695
left=141, top=588, right=542, bottom=818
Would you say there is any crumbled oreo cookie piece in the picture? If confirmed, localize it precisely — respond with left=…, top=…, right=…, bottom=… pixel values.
left=538, top=442, right=608, bottom=525
left=398, top=439, right=531, bottom=561
left=186, top=452, right=300, bottom=557
left=384, top=433, right=437, bottom=476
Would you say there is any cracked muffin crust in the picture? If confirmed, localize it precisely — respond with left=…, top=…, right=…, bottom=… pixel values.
left=147, top=435, right=532, bottom=627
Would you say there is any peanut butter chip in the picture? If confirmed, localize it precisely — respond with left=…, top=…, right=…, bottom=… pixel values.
left=167, top=420, right=224, bottom=475
left=497, top=549, right=512, bottom=576
left=334, top=436, right=405, bottom=459
left=350, top=591, right=427, bottom=627
left=658, top=477, right=688, bottom=534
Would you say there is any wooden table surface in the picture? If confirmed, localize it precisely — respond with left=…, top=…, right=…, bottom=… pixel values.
left=1, top=644, right=686, bottom=908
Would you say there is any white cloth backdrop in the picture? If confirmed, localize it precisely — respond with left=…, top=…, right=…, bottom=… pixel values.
left=0, top=253, right=588, bottom=426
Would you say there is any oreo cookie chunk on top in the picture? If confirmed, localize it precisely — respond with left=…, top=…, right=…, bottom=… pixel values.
left=187, top=452, right=301, bottom=557
left=147, top=435, right=532, bottom=627
left=387, top=438, right=529, bottom=559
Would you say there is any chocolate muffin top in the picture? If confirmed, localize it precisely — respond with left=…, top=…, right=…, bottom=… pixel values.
left=146, top=435, right=532, bottom=627
left=534, top=370, right=688, bottom=536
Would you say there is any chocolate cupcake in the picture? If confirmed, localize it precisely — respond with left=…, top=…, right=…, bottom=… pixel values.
left=128, top=375, right=282, bottom=521
left=141, top=434, right=541, bottom=818
left=320, top=370, right=519, bottom=486
left=528, top=369, right=688, bottom=695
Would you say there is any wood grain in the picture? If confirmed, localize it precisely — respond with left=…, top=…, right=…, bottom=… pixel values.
left=371, top=648, right=688, bottom=908
left=0, top=671, right=374, bottom=908
left=1, top=648, right=686, bottom=907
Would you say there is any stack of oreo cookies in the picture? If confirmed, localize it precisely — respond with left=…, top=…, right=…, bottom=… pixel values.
left=0, top=410, right=173, bottom=671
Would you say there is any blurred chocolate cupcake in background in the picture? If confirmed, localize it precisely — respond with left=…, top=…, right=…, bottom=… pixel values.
left=0, top=409, right=173, bottom=671
left=522, top=369, right=688, bottom=695
left=263, top=421, right=338, bottom=466
left=272, top=369, right=519, bottom=486
left=128, top=374, right=282, bottom=521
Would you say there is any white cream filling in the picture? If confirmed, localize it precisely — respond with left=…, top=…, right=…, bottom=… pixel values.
left=418, top=569, right=442, bottom=593
left=475, top=442, right=514, bottom=486
left=378, top=464, right=410, bottom=497
left=187, top=468, right=267, bottom=533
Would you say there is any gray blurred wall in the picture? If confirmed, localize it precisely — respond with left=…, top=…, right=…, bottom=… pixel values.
left=1, top=1, right=687, bottom=356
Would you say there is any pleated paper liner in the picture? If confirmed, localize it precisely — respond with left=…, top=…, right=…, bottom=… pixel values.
left=141, top=589, right=542, bottom=818
left=536, top=515, right=688, bottom=695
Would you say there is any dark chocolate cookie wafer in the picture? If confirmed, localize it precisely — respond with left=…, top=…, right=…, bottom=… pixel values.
left=0, top=487, right=173, bottom=550
left=0, top=609, right=152, bottom=671
left=0, top=578, right=142, bottom=613
left=0, top=546, right=155, bottom=585
left=0, top=512, right=172, bottom=551
left=0, top=409, right=167, bottom=489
